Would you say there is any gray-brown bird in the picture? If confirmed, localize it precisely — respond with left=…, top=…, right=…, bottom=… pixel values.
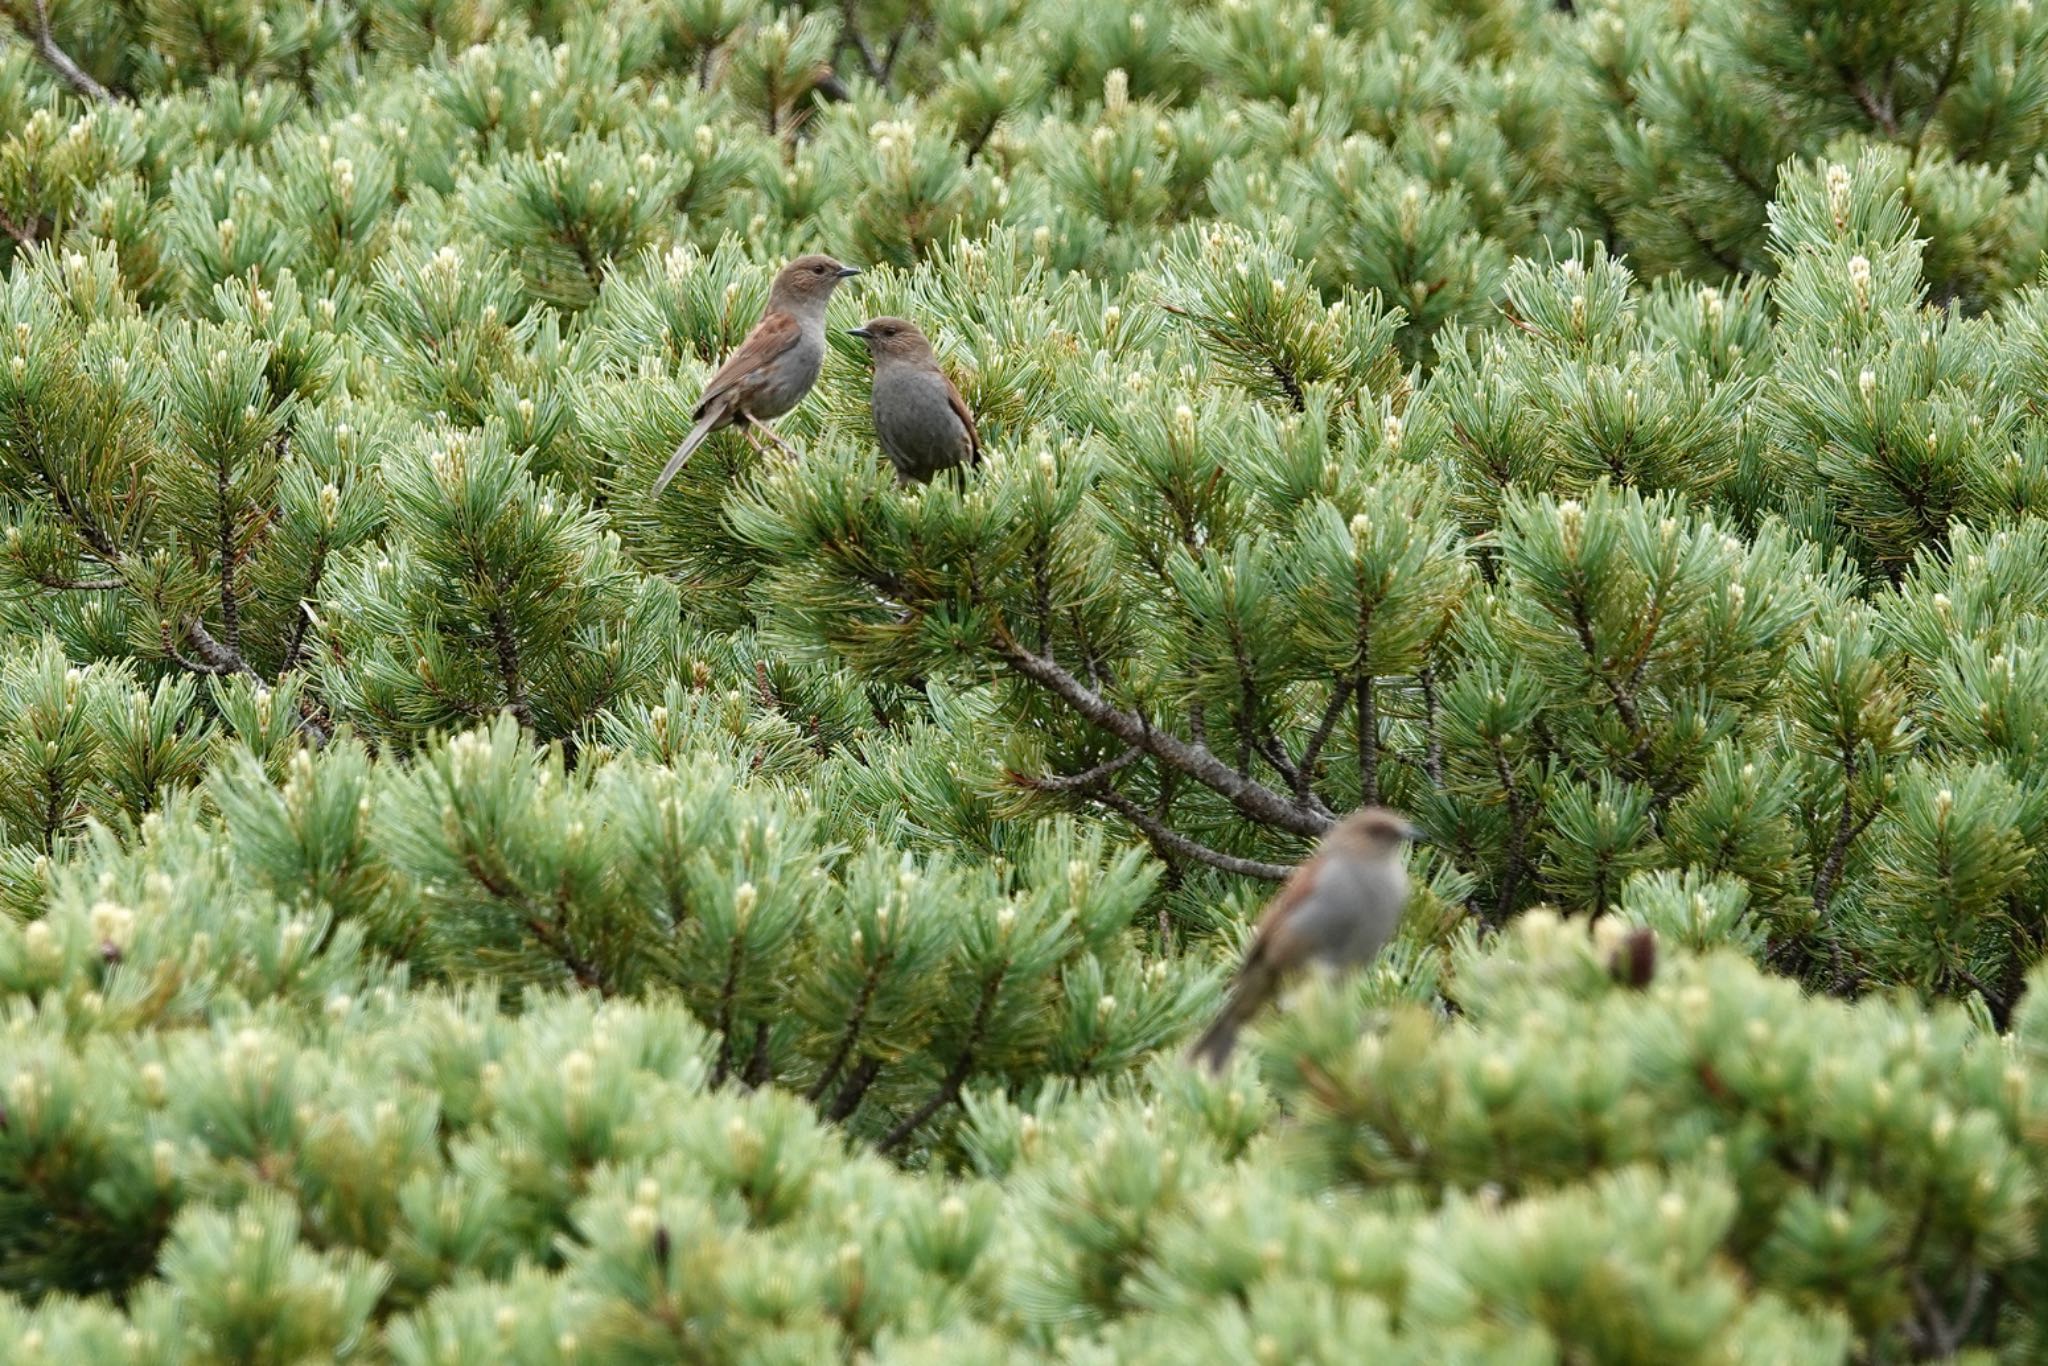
left=652, top=253, right=861, bottom=496
left=848, top=317, right=981, bottom=486
left=1188, top=807, right=1425, bottom=1072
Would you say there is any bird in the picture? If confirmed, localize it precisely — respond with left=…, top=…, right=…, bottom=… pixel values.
left=651, top=253, right=861, bottom=496
left=847, top=316, right=981, bottom=487
left=1187, top=807, right=1426, bottom=1072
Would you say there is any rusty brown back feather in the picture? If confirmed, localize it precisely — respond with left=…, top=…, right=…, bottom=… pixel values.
left=943, top=371, right=981, bottom=465
left=695, top=310, right=802, bottom=421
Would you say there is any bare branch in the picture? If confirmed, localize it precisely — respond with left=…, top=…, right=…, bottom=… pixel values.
left=1296, top=678, right=1353, bottom=806
left=1089, top=786, right=1294, bottom=881
left=25, top=0, right=113, bottom=104
left=1012, top=746, right=1142, bottom=793
left=991, top=624, right=1331, bottom=838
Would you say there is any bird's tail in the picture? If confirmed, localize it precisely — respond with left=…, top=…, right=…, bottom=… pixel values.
left=1187, top=968, right=1272, bottom=1073
left=1187, top=1011, right=1242, bottom=1072
left=651, top=412, right=718, bottom=497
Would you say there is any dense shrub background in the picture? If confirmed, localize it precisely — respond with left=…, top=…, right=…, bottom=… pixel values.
left=8, top=0, right=2048, bottom=1358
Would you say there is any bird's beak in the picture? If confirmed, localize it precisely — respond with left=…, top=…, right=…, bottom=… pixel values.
left=847, top=326, right=872, bottom=339
left=836, top=266, right=862, bottom=279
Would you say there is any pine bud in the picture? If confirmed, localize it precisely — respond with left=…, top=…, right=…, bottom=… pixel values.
left=1825, top=162, right=1852, bottom=230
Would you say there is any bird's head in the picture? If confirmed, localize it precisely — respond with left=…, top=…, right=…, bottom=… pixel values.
left=771, top=254, right=860, bottom=312
left=848, top=316, right=935, bottom=363
left=1327, top=807, right=1429, bottom=860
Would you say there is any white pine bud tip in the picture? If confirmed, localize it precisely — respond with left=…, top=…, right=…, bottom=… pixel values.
left=1383, top=413, right=1404, bottom=447
left=1858, top=368, right=1876, bottom=399
left=1350, top=513, right=1372, bottom=539
left=89, top=900, right=135, bottom=948
left=559, top=1049, right=594, bottom=1088
left=733, top=881, right=759, bottom=922
left=626, top=1205, right=658, bottom=1238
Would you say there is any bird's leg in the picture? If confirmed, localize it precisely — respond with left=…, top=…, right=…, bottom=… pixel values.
left=737, top=424, right=769, bottom=456
left=749, top=417, right=802, bottom=460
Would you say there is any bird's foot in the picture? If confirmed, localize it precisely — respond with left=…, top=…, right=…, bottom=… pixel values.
left=751, top=419, right=802, bottom=461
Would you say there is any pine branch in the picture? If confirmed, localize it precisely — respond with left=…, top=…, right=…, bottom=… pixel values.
left=1491, top=738, right=1531, bottom=923
left=216, top=459, right=242, bottom=659
left=22, top=0, right=114, bottom=104
left=807, top=947, right=893, bottom=1104
left=838, top=0, right=885, bottom=82
left=1811, top=746, right=1879, bottom=923
left=1419, top=664, right=1445, bottom=789
left=879, top=966, right=1005, bottom=1154
left=1088, top=785, right=1294, bottom=881
left=24, top=567, right=122, bottom=591
left=990, top=624, right=1332, bottom=838
left=710, top=927, right=747, bottom=1087
left=1296, top=678, right=1353, bottom=808
left=1356, top=670, right=1379, bottom=806
left=522, top=914, right=608, bottom=994
left=458, top=849, right=609, bottom=993
left=825, top=1054, right=883, bottom=1123
left=742, top=1021, right=772, bottom=1087
left=1010, top=746, right=1142, bottom=793
left=486, top=606, right=536, bottom=730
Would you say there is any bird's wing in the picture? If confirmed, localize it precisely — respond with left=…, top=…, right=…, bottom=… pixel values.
left=944, top=371, right=982, bottom=465
left=695, top=311, right=802, bottom=419
left=1238, top=849, right=1322, bottom=976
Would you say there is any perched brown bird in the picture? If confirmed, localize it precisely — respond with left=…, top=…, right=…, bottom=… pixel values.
left=848, top=317, right=981, bottom=486
left=1188, top=807, right=1425, bottom=1072
left=652, top=253, right=861, bottom=496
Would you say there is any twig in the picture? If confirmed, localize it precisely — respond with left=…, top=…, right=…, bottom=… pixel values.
left=1014, top=746, right=1142, bottom=793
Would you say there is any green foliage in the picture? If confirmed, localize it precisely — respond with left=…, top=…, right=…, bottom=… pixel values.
left=9, top=0, right=2048, bottom=1357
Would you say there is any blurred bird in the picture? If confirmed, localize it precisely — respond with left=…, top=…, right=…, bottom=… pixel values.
left=652, top=253, right=860, bottom=496
left=848, top=317, right=982, bottom=486
left=1188, top=807, right=1425, bottom=1072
